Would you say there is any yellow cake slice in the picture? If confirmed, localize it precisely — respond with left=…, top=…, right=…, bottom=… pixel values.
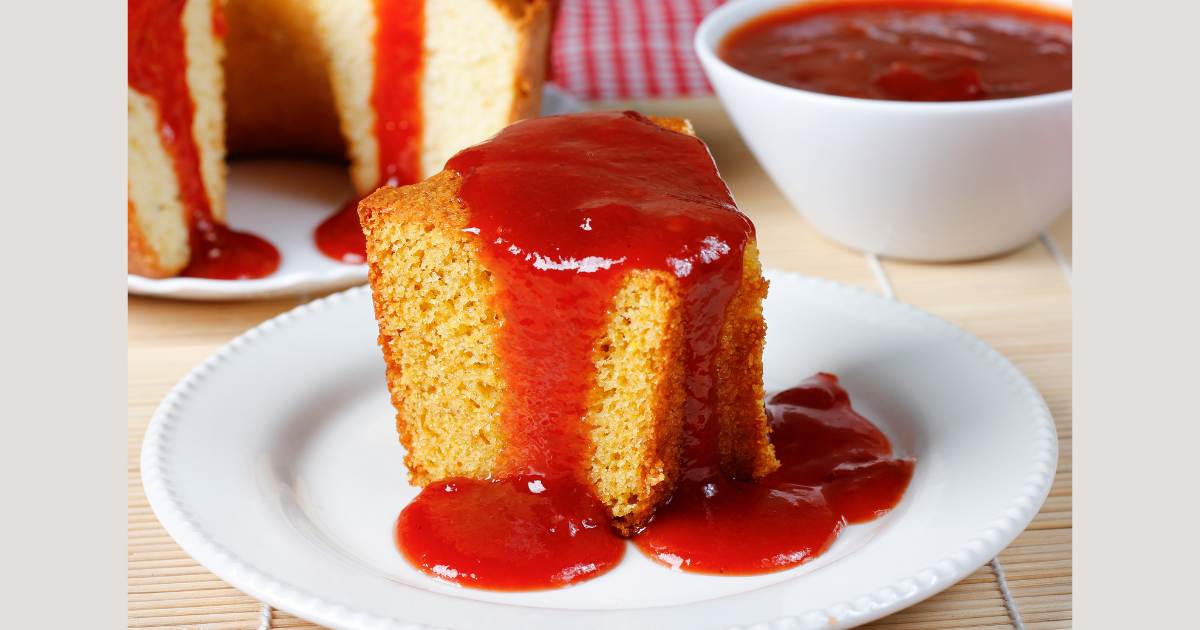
left=359, top=114, right=777, bottom=533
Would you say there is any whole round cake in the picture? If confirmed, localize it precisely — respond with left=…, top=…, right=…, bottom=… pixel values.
left=128, top=0, right=552, bottom=278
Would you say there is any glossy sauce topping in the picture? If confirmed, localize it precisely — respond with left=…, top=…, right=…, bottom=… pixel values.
left=635, top=373, right=915, bottom=574
left=395, top=111, right=754, bottom=589
left=720, top=0, right=1072, bottom=101
left=315, top=0, right=424, bottom=263
left=451, top=111, right=754, bottom=476
left=129, top=0, right=280, bottom=279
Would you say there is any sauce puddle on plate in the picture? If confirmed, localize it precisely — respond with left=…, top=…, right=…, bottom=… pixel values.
left=396, top=474, right=625, bottom=590
left=397, top=371, right=914, bottom=589
left=634, top=373, right=915, bottom=574
left=181, top=220, right=281, bottom=280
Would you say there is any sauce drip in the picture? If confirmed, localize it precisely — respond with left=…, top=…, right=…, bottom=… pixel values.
left=315, top=0, right=423, bottom=264
left=396, top=111, right=754, bottom=590
left=129, top=0, right=279, bottom=279
left=372, top=0, right=424, bottom=188
left=719, top=0, right=1072, bottom=102
left=314, top=197, right=367, bottom=264
left=634, top=373, right=915, bottom=574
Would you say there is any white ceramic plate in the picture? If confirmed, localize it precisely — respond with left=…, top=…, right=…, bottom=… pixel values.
left=141, top=270, right=1057, bottom=629
left=128, top=84, right=587, bottom=301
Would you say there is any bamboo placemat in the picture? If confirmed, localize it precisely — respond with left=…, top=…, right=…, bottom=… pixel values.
left=128, top=97, right=1071, bottom=629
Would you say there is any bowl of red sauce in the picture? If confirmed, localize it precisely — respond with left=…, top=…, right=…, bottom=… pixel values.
left=695, top=0, right=1071, bottom=261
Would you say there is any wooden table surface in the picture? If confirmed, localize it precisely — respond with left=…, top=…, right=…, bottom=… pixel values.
left=129, top=98, right=1072, bottom=629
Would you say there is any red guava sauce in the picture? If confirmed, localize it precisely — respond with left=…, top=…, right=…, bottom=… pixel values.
left=314, top=197, right=367, bottom=264
left=395, top=111, right=753, bottom=590
left=719, top=0, right=1072, bottom=101
left=393, top=113, right=914, bottom=588
left=129, top=0, right=279, bottom=279
left=396, top=475, right=625, bottom=591
left=210, top=0, right=227, bottom=39
left=371, top=0, right=424, bottom=188
left=315, top=0, right=423, bottom=263
left=634, top=373, right=915, bottom=574
left=180, top=221, right=282, bottom=280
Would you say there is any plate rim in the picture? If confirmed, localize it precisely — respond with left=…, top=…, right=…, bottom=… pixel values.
left=140, top=270, right=1058, bottom=629
left=127, top=264, right=368, bottom=300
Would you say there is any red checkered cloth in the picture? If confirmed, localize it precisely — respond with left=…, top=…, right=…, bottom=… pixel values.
left=551, top=0, right=727, bottom=100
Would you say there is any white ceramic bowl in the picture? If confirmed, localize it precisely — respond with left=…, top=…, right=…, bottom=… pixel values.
left=695, top=0, right=1072, bottom=261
